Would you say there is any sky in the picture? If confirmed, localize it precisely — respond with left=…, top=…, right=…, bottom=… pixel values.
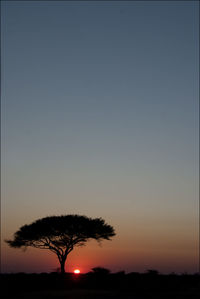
left=1, top=1, right=199, bottom=274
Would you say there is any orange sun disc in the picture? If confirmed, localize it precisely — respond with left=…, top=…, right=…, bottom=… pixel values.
left=74, top=269, right=80, bottom=274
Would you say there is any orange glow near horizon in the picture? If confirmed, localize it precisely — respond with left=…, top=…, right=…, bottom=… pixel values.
left=73, top=269, right=81, bottom=274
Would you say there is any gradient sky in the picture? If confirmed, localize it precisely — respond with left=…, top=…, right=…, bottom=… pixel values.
left=1, top=1, right=199, bottom=274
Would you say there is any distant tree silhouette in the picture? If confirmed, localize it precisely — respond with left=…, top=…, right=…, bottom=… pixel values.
left=146, top=269, right=159, bottom=275
left=91, top=267, right=111, bottom=275
left=6, top=215, right=115, bottom=274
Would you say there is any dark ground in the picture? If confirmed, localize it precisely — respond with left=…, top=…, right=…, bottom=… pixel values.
left=1, top=272, right=200, bottom=299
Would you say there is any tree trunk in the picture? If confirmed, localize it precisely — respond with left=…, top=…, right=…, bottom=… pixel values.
left=60, top=257, right=67, bottom=274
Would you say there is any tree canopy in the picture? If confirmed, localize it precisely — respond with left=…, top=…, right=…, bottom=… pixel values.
left=6, top=214, right=116, bottom=273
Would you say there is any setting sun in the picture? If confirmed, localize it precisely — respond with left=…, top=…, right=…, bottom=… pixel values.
left=73, top=269, right=80, bottom=274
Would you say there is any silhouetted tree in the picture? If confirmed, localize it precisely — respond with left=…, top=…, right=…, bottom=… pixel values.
left=91, top=267, right=111, bottom=275
left=146, top=269, right=159, bottom=276
left=6, top=215, right=115, bottom=274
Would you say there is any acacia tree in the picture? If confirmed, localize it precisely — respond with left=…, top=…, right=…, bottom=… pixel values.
left=6, top=215, right=115, bottom=274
